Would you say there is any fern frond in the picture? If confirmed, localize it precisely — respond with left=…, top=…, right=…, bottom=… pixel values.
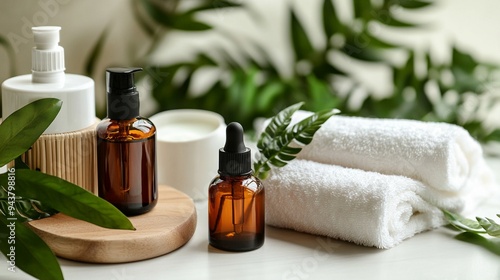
left=254, top=103, right=338, bottom=179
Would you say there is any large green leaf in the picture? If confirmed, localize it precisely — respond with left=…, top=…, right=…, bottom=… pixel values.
left=0, top=159, right=57, bottom=222
left=0, top=190, right=55, bottom=222
left=0, top=98, right=62, bottom=167
left=0, top=215, right=63, bottom=280
left=0, top=170, right=135, bottom=230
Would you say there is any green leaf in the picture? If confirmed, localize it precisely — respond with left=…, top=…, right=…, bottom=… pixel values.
left=306, top=75, right=340, bottom=111
left=363, top=30, right=399, bottom=49
left=442, top=209, right=486, bottom=234
left=14, top=156, right=29, bottom=170
left=454, top=232, right=500, bottom=256
left=342, top=35, right=384, bottom=62
left=451, top=46, right=479, bottom=72
left=256, top=82, right=285, bottom=112
left=484, top=129, right=500, bottom=142
left=0, top=98, right=62, bottom=167
left=0, top=170, right=135, bottom=230
left=477, top=217, right=500, bottom=237
left=254, top=105, right=338, bottom=179
left=258, top=102, right=303, bottom=147
left=170, top=15, right=212, bottom=31
left=140, top=0, right=212, bottom=31
left=377, top=16, right=418, bottom=27
left=239, top=68, right=259, bottom=121
left=290, top=10, right=315, bottom=61
left=322, top=0, right=342, bottom=38
left=0, top=216, right=63, bottom=280
left=289, top=109, right=339, bottom=146
left=398, top=0, right=433, bottom=9
left=393, top=51, right=415, bottom=95
left=0, top=192, right=55, bottom=222
left=186, top=0, right=242, bottom=13
left=353, top=0, right=372, bottom=20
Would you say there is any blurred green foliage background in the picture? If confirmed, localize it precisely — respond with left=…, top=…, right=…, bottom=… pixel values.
left=2, top=0, right=500, bottom=141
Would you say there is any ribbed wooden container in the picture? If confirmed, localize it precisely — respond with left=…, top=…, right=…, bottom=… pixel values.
left=22, top=120, right=99, bottom=194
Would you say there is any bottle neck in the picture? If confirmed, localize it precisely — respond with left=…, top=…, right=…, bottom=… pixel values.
left=106, top=92, right=140, bottom=120
left=32, top=71, right=65, bottom=84
left=31, top=44, right=65, bottom=84
left=218, top=173, right=253, bottom=181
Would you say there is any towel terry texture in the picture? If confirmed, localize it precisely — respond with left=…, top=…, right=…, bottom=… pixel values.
left=290, top=111, right=488, bottom=192
left=263, top=112, right=497, bottom=248
left=266, top=160, right=446, bottom=248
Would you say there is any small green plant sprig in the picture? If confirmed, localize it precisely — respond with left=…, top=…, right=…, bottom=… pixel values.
left=443, top=209, right=500, bottom=237
left=0, top=98, right=135, bottom=280
left=253, top=102, right=338, bottom=180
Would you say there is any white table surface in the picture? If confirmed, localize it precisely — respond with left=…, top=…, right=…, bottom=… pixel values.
left=2, top=158, right=500, bottom=280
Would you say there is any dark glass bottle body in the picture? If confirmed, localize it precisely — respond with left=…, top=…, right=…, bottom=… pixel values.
left=97, top=117, right=157, bottom=216
left=208, top=173, right=265, bottom=251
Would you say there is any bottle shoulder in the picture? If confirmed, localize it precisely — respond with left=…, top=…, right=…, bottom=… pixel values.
left=97, top=117, right=156, bottom=141
left=2, top=74, right=93, bottom=92
left=209, top=174, right=263, bottom=193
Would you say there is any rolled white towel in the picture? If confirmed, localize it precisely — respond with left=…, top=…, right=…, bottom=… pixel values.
left=264, top=159, right=478, bottom=249
left=288, top=111, right=491, bottom=192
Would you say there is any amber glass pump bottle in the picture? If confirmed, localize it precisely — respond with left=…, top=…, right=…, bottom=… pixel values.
left=208, top=122, right=265, bottom=251
left=97, top=67, right=157, bottom=216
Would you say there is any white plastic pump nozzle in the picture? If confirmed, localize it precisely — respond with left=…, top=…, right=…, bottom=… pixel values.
left=32, top=26, right=65, bottom=83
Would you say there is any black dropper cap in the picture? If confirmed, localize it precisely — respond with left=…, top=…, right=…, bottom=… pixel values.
left=106, top=67, right=142, bottom=120
left=219, top=122, right=252, bottom=176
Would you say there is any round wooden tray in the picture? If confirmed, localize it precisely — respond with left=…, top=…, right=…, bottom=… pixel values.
left=28, top=185, right=197, bottom=263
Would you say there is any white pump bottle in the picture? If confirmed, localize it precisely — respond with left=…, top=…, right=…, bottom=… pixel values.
left=2, top=26, right=95, bottom=134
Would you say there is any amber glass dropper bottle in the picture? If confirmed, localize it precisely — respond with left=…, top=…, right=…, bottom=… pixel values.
left=97, top=67, right=157, bottom=216
left=208, top=122, right=265, bottom=251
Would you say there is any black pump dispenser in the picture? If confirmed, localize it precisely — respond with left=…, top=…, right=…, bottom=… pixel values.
left=106, top=67, right=142, bottom=120
left=219, top=122, right=251, bottom=176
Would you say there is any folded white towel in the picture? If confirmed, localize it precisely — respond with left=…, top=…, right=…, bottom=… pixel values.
left=265, top=160, right=473, bottom=249
left=289, top=111, right=490, bottom=192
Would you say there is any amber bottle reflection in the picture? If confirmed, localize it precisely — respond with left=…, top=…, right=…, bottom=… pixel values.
left=97, top=118, right=157, bottom=216
left=208, top=122, right=265, bottom=251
